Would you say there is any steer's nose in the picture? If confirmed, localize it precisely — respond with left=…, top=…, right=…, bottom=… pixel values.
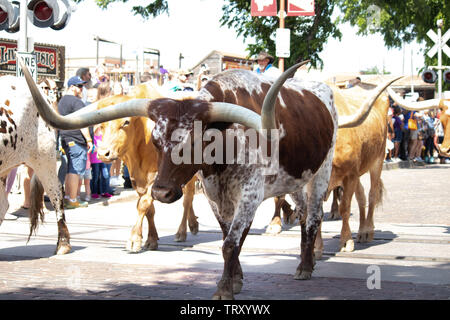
left=151, top=185, right=182, bottom=203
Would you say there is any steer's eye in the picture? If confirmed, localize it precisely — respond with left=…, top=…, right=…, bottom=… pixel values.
left=121, top=120, right=130, bottom=129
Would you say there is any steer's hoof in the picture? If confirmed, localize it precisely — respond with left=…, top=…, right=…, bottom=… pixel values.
left=56, top=244, right=72, bottom=255
left=126, top=239, right=143, bottom=253
left=340, top=239, right=355, bottom=252
left=174, top=232, right=187, bottom=242
left=328, top=210, right=341, bottom=220
left=144, top=240, right=158, bottom=251
left=294, top=270, right=312, bottom=280
left=233, top=279, right=243, bottom=294
left=189, top=221, right=199, bottom=235
left=357, top=230, right=374, bottom=243
left=266, top=223, right=282, bottom=235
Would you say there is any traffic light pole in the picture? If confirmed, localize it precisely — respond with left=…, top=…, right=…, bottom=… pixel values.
left=437, top=24, right=442, bottom=99
left=18, top=0, right=28, bottom=51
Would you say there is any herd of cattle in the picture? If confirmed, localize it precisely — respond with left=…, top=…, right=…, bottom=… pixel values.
left=0, top=60, right=448, bottom=299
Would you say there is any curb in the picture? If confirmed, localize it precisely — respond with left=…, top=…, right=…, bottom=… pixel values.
left=383, top=160, right=450, bottom=170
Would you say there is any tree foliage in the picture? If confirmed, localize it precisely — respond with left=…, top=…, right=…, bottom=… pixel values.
left=73, top=0, right=169, bottom=18
left=85, top=0, right=450, bottom=78
left=220, top=0, right=342, bottom=69
left=336, top=0, right=450, bottom=69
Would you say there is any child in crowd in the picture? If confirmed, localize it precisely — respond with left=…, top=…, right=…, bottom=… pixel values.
left=90, top=126, right=113, bottom=198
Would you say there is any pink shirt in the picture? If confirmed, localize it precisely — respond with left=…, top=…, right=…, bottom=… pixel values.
left=89, top=135, right=103, bottom=164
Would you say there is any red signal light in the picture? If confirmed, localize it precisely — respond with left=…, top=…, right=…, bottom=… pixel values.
left=422, top=69, right=437, bottom=84
left=0, top=7, right=8, bottom=24
left=444, top=69, right=450, bottom=84
left=33, top=1, right=53, bottom=21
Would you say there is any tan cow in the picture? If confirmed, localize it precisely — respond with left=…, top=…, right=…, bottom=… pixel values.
left=269, top=84, right=449, bottom=258
left=87, top=83, right=199, bottom=252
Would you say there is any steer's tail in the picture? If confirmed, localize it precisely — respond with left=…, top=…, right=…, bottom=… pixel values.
left=28, top=174, right=45, bottom=242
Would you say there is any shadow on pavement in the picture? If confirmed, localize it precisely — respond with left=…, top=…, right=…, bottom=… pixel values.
left=0, top=245, right=86, bottom=261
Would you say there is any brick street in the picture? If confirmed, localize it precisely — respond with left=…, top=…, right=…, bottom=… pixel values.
left=0, top=163, right=449, bottom=301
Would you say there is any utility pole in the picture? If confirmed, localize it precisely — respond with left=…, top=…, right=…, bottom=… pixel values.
left=18, top=0, right=28, bottom=51
left=278, top=0, right=285, bottom=72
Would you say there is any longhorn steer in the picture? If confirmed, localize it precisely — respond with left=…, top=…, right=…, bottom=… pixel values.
left=22, top=61, right=398, bottom=299
left=0, top=76, right=70, bottom=255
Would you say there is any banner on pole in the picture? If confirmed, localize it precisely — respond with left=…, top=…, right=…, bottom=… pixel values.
left=251, top=0, right=277, bottom=16
left=287, top=0, right=315, bottom=16
left=276, top=28, right=290, bottom=58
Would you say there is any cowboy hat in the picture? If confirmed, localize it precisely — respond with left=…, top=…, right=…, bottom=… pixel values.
left=255, top=51, right=274, bottom=64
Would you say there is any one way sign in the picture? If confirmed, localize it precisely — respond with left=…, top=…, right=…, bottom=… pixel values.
left=16, top=53, right=37, bottom=82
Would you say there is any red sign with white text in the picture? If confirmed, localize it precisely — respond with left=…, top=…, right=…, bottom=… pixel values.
left=251, top=0, right=277, bottom=16
left=287, top=0, right=315, bottom=16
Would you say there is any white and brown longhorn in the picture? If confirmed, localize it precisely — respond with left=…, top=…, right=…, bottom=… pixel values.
left=0, top=75, right=70, bottom=255
left=22, top=59, right=399, bottom=300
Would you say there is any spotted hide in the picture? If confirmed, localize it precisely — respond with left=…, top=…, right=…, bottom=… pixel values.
left=24, top=62, right=341, bottom=300
left=147, top=68, right=337, bottom=300
left=0, top=76, right=70, bottom=255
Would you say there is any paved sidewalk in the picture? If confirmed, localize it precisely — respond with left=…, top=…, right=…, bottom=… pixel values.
left=0, top=164, right=449, bottom=300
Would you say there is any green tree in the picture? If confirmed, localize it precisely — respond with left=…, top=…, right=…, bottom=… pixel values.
left=220, top=0, right=342, bottom=69
left=336, top=0, right=450, bottom=72
left=79, top=0, right=341, bottom=69
left=74, top=0, right=169, bottom=18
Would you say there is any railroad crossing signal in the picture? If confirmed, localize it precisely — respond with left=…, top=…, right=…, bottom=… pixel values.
left=427, top=28, right=450, bottom=59
left=425, top=20, right=450, bottom=99
left=0, top=0, right=72, bottom=32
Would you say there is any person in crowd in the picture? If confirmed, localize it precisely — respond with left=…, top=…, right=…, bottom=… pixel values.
left=423, top=110, right=436, bottom=164
left=255, top=51, right=281, bottom=78
left=78, top=155, right=92, bottom=202
left=385, top=107, right=395, bottom=162
left=346, top=77, right=362, bottom=88
left=400, top=108, right=412, bottom=160
left=90, top=125, right=112, bottom=198
left=408, top=111, right=424, bottom=162
left=196, top=64, right=210, bottom=91
left=122, top=164, right=132, bottom=189
left=94, top=63, right=109, bottom=88
left=140, top=72, right=152, bottom=83
left=95, top=81, right=115, bottom=197
left=58, top=76, right=93, bottom=209
left=110, top=159, right=122, bottom=187
left=76, top=67, right=93, bottom=104
left=391, top=106, right=404, bottom=162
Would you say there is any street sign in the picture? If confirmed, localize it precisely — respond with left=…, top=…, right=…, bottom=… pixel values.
left=287, top=0, right=315, bottom=16
left=16, top=52, right=37, bottom=81
left=251, top=0, right=277, bottom=16
left=427, top=28, right=450, bottom=58
left=276, top=28, right=290, bottom=58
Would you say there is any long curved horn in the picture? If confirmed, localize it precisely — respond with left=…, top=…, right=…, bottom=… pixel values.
left=261, top=60, right=310, bottom=131
left=208, top=61, right=310, bottom=135
left=208, top=102, right=262, bottom=131
left=20, top=59, right=149, bottom=130
left=386, top=87, right=446, bottom=110
left=338, top=76, right=402, bottom=128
